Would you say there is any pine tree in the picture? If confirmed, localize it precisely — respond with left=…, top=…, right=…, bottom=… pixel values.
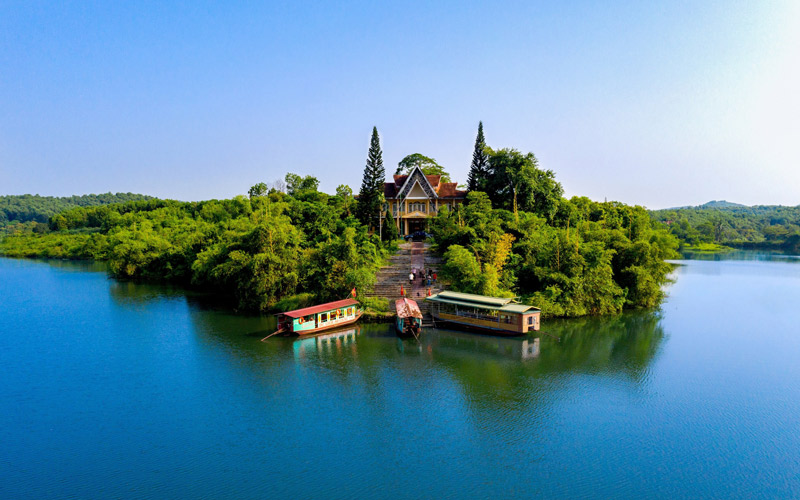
left=356, top=127, right=386, bottom=228
left=467, top=121, right=488, bottom=192
left=383, top=208, right=399, bottom=241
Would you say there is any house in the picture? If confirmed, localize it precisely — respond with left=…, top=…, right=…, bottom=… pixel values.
left=382, top=166, right=467, bottom=235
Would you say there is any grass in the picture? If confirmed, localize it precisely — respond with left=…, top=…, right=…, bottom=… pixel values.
left=681, top=242, right=731, bottom=253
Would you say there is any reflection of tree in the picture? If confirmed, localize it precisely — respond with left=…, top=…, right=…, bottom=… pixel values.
left=108, top=280, right=191, bottom=305
left=425, top=310, right=665, bottom=405
left=31, top=258, right=107, bottom=274
left=542, top=311, right=665, bottom=381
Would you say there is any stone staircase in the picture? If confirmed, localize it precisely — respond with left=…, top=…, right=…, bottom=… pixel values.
left=365, top=242, right=444, bottom=323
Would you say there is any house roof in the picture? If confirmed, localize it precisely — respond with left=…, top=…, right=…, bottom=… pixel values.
left=395, top=166, right=438, bottom=199
left=392, top=174, right=441, bottom=189
left=426, top=291, right=540, bottom=314
left=277, top=298, right=359, bottom=318
left=437, top=183, right=466, bottom=198
left=395, top=298, right=423, bottom=319
left=384, top=167, right=465, bottom=200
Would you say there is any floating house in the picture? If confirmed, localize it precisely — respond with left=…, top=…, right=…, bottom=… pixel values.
left=274, top=299, right=362, bottom=336
left=426, top=291, right=540, bottom=336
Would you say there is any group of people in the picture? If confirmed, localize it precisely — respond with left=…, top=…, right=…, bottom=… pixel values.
left=409, top=268, right=436, bottom=287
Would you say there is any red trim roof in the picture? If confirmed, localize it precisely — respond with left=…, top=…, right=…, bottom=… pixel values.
left=277, top=298, right=359, bottom=318
left=437, top=183, right=466, bottom=198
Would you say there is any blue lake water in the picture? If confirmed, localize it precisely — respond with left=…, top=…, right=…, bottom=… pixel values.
left=1, top=254, right=799, bottom=498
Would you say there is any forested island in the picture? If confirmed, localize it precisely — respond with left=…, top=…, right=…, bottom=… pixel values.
left=650, top=201, right=800, bottom=253
left=1, top=125, right=682, bottom=318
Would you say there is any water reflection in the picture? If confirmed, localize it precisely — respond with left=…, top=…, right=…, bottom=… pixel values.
left=108, top=280, right=194, bottom=305
left=425, top=330, right=540, bottom=360
left=680, top=250, right=800, bottom=262
left=542, top=311, right=665, bottom=379
left=293, top=327, right=361, bottom=360
left=100, top=261, right=666, bottom=390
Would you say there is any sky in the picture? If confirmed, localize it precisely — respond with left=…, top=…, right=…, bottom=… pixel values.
left=1, top=1, right=798, bottom=209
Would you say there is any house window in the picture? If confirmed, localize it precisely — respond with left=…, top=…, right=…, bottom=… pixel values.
left=528, top=316, right=533, bottom=325
left=409, top=202, right=427, bottom=213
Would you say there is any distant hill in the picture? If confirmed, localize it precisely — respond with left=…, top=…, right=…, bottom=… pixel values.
left=665, top=200, right=747, bottom=210
left=698, top=200, right=746, bottom=209
left=650, top=201, right=800, bottom=252
left=1, top=193, right=155, bottom=232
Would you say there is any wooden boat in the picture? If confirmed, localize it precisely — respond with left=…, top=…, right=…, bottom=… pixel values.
left=395, top=297, right=422, bottom=338
left=272, top=299, right=362, bottom=336
left=425, top=291, right=540, bottom=336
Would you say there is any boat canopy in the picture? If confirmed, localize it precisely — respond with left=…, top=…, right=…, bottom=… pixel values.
left=426, top=291, right=540, bottom=314
left=277, top=298, right=359, bottom=318
left=395, top=298, right=423, bottom=319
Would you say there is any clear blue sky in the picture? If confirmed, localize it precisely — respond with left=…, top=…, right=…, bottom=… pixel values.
left=2, top=1, right=798, bottom=208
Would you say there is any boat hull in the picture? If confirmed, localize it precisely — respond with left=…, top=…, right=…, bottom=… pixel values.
left=293, top=311, right=363, bottom=336
left=395, top=317, right=422, bottom=338
left=430, top=315, right=526, bottom=337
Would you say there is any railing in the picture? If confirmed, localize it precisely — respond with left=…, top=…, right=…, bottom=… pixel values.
left=452, top=310, right=515, bottom=324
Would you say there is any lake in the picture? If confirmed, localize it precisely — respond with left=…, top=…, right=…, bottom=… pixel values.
left=1, top=254, right=799, bottom=499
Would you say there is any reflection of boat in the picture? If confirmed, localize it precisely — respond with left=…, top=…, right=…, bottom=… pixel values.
left=273, top=299, right=362, bottom=336
left=293, top=327, right=361, bottom=358
left=430, top=330, right=540, bottom=360
left=426, top=291, right=540, bottom=336
left=395, top=298, right=422, bottom=339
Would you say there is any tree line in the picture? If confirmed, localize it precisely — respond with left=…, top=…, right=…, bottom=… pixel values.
left=650, top=203, right=800, bottom=253
left=2, top=123, right=683, bottom=317
left=428, top=122, right=679, bottom=317
left=0, top=184, right=389, bottom=312
left=0, top=193, right=153, bottom=233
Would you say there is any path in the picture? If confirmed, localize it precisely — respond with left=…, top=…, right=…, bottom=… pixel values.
left=365, top=241, right=443, bottom=320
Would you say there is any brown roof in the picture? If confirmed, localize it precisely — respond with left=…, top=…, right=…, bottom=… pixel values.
left=386, top=174, right=464, bottom=199
left=277, top=298, right=359, bottom=318
left=392, top=173, right=441, bottom=189
left=395, top=298, right=423, bottom=319
left=425, top=175, right=441, bottom=188
left=437, top=183, right=467, bottom=198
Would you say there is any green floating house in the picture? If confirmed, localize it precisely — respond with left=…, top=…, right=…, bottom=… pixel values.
left=426, top=291, right=540, bottom=336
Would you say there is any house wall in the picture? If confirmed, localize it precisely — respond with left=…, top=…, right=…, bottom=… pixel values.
left=521, top=312, right=541, bottom=332
left=438, top=312, right=522, bottom=333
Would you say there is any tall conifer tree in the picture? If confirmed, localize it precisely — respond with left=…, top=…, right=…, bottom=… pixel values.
left=467, top=121, right=488, bottom=192
left=356, top=126, right=386, bottom=228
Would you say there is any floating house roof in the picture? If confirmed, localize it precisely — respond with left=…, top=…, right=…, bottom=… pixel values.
left=277, top=298, right=359, bottom=318
left=426, top=291, right=540, bottom=314
left=395, top=298, right=423, bottom=319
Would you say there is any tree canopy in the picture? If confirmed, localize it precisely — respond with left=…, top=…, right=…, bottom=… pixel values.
left=395, top=153, right=452, bottom=183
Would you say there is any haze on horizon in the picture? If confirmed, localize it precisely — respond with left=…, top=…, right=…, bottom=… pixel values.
left=1, top=1, right=798, bottom=210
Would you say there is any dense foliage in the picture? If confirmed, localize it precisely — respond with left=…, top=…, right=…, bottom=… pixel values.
left=0, top=193, right=153, bottom=233
left=1, top=182, right=390, bottom=312
left=431, top=148, right=679, bottom=317
left=650, top=203, right=800, bottom=253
